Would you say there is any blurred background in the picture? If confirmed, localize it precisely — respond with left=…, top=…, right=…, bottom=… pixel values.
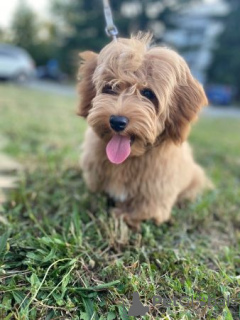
left=0, top=0, right=239, bottom=105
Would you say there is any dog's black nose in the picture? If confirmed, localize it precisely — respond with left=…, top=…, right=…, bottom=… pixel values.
left=109, top=115, right=129, bottom=132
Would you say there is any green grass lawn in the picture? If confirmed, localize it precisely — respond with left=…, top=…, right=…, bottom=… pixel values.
left=0, top=84, right=240, bottom=320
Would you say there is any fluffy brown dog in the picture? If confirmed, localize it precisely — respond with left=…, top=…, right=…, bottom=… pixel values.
left=78, top=33, right=211, bottom=229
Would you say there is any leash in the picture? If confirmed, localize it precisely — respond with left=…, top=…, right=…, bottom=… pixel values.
left=103, top=0, right=118, bottom=42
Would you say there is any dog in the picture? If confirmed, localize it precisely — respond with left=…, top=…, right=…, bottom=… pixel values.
left=77, top=33, right=211, bottom=230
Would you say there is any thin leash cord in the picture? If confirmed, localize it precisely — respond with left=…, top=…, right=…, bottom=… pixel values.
left=103, top=0, right=118, bottom=42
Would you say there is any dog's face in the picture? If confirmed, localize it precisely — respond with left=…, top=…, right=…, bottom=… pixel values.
left=78, top=34, right=208, bottom=164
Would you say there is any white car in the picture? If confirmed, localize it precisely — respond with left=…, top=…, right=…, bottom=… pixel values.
left=0, top=44, right=35, bottom=82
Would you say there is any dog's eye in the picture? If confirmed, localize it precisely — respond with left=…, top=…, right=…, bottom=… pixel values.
left=102, top=85, right=117, bottom=95
left=140, top=88, right=156, bottom=101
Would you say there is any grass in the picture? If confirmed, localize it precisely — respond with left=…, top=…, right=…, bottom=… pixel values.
left=0, top=83, right=240, bottom=320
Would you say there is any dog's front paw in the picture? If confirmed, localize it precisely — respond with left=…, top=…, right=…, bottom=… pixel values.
left=111, top=207, right=125, bottom=218
left=123, top=215, right=141, bottom=231
left=111, top=208, right=141, bottom=231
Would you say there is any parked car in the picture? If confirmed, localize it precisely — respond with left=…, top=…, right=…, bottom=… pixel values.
left=0, top=44, right=35, bottom=82
left=206, top=84, right=235, bottom=106
left=37, top=59, right=68, bottom=83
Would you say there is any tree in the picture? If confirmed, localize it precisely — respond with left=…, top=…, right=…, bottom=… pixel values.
left=207, top=0, right=240, bottom=98
left=10, top=0, right=59, bottom=67
left=51, top=0, right=116, bottom=75
left=0, top=28, right=5, bottom=42
left=11, top=0, right=38, bottom=55
left=51, top=0, right=199, bottom=76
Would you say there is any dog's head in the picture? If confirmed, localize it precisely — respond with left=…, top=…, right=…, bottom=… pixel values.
left=78, top=33, right=208, bottom=164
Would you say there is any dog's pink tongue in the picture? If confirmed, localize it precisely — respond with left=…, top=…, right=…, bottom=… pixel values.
left=106, top=135, right=131, bottom=164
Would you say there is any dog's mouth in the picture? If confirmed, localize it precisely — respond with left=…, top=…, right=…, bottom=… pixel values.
left=106, top=134, right=135, bottom=165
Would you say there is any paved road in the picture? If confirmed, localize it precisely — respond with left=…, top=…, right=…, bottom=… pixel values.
left=201, top=106, right=240, bottom=118
left=24, top=80, right=240, bottom=118
left=24, top=80, right=77, bottom=97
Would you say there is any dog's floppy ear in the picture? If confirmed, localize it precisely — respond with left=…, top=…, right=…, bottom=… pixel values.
left=77, top=51, right=98, bottom=118
left=165, top=68, right=208, bottom=144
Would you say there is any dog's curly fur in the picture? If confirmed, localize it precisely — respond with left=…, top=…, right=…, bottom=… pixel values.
left=78, top=33, right=211, bottom=229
